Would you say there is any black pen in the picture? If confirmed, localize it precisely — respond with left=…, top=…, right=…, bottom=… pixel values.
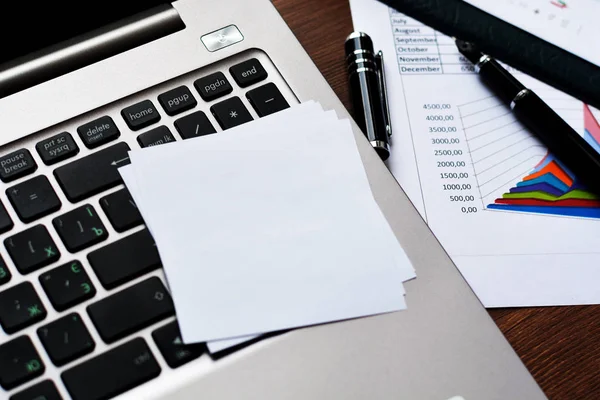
left=455, top=39, right=600, bottom=194
left=345, top=32, right=392, bottom=161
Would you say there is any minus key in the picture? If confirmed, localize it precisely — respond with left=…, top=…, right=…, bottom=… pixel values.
left=246, top=83, right=290, bottom=117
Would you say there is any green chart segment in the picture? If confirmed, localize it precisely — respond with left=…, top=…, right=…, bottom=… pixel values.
left=488, top=104, right=600, bottom=219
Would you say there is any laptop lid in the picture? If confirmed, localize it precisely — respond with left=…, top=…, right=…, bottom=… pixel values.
left=0, top=1, right=175, bottom=64
left=0, top=1, right=183, bottom=98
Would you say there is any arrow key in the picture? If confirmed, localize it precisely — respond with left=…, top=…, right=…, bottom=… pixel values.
left=39, top=261, right=96, bottom=311
left=152, top=320, right=204, bottom=368
left=53, top=204, right=108, bottom=252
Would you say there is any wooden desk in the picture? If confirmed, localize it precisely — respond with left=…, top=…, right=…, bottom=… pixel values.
left=272, top=0, right=600, bottom=398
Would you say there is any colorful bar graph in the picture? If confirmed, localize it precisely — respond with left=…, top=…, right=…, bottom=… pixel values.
left=488, top=105, right=600, bottom=219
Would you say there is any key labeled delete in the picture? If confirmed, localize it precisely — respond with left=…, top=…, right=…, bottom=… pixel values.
left=121, top=102, right=415, bottom=344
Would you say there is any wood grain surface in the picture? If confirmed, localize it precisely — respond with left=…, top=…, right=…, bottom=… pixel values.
left=271, top=0, right=600, bottom=398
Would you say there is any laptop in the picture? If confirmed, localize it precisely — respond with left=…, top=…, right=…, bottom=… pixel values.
left=0, top=0, right=547, bottom=399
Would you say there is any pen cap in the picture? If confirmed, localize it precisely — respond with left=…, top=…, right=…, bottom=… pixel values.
left=345, top=32, right=376, bottom=69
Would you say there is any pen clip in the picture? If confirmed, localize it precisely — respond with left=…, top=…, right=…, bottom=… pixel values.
left=375, top=50, right=392, bottom=137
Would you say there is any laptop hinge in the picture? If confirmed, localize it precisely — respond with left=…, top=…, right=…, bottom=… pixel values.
left=0, top=4, right=185, bottom=99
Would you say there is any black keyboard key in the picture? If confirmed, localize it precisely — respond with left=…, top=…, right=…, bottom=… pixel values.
left=88, top=229, right=160, bottom=289
left=194, top=72, right=232, bottom=101
left=39, top=261, right=96, bottom=311
left=62, top=338, right=160, bottom=400
left=0, top=282, right=46, bottom=334
left=10, top=379, right=62, bottom=400
left=174, top=111, right=217, bottom=140
left=38, top=313, right=95, bottom=366
left=0, top=336, right=44, bottom=390
left=229, top=58, right=268, bottom=88
left=7, top=176, right=62, bottom=223
left=0, top=149, right=37, bottom=183
left=152, top=321, right=204, bottom=368
left=137, top=125, right=176, bottom=148
left=211, top=97, right=253, bottom=130
left=53, top=205, right=108, bottom=252
left=54, top=142, right=131, bottom=202
left=158, top=85, right=197, bottom=116
left=0, top=256, right=10, bottom=286
left=87, top=277, right=173, bottom=343
left=0, top=200, right=13, bottom=234
left=5, top=225, right=60, bottom=274
left=36, top=132, right=79, bottom=165
left=121, top=100, right=161, bottom=131
left=100, top=188, right=143, bottom=232
left=246, top=83, right=290, bottom=117
left=77, top=116, right=120, bottom=149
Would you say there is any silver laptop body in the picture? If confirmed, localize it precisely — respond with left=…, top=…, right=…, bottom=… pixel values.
left=0, top=0, right=546, bottom=399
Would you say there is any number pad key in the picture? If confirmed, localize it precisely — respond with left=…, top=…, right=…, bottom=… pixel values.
left=229, top=58, right=268, bottom=88
left=53, top=205, right=108, bottom=252
left=0, top=282, right=46, bottom=334
left=210, top=96, right=253, bottom=130
left=194, top=72, right=232, bottom=101
left=137, top=125, right=176, bottom=148
left=4, top=225, right=60, bottom=274
left=158, top=85, right=197, bottom=116
left=38, top=313, right=95, bottom=366
left=174, top=111, right=216, bottom=140
left=121, top=100, right=161, bottom=131
left=0, top=336, right=45, bottom=390
left=246, top=83, right=290, bottom=117
left=39, top=261, right=96, bottom=311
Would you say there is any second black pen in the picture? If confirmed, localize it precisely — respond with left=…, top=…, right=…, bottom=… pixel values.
left=456, top=39, right=600, bottom=195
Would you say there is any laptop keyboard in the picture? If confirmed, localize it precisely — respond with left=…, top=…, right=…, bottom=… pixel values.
left=0, top=51, right=296, bottom=399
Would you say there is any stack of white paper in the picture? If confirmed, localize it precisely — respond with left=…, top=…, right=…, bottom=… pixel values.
left=119, top=101, right=415, bottom=353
